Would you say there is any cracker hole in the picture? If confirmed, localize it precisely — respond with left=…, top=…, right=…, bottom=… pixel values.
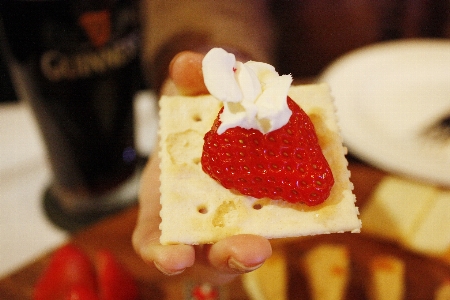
left=252, top=203, right=262, bottom=210
left=193, top=157, right=201, bottom=165
left=193, top=114, right=202, bottom=122
left=197, top=205, right=208, bottom=214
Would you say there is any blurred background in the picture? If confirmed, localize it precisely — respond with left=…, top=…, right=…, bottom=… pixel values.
left=1, top=48, right=17, bottom=103
left=0, top=0, right=449, bottom=299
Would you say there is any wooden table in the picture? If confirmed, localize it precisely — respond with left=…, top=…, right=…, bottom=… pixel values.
left=1, top=158, right=449, bottom=299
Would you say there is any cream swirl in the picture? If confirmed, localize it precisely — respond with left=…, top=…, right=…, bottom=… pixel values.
left=202, top=48, right=293, bottom=134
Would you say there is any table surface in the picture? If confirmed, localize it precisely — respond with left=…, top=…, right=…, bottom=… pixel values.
left=1, top=158, right=449, bottom=300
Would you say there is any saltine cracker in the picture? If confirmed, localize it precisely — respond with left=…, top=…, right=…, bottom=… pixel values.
left=158, top=83, right=361, bottom=245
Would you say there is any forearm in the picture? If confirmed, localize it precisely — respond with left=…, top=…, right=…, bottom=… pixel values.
left=140, top=0, right=275, bottom=92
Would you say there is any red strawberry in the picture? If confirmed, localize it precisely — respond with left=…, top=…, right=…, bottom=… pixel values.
left=202, top=97, right=334, bottom=206
left=33, top=244, right=96, bottom=300
left=95, top=249, right=139, bottom=300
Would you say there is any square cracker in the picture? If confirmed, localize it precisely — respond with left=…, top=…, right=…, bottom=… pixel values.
left=159, top=83, right=361, bottom=245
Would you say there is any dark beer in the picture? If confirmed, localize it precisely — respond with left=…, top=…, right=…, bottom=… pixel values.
left=0, top=0, right=144, bottom=224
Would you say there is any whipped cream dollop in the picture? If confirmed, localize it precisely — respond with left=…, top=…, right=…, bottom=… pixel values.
left=202, top=48, right=293, bottom=134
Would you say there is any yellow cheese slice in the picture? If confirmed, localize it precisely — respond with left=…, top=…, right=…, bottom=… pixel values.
left=408, top=190, right=450, bottom=255
left=241, top=250, right=288, bottom=300
left=361, top=176, right=438, bottom=241
left=369, top=256, right=405, bottom=300
left=303, top=244, right=349, bottom=300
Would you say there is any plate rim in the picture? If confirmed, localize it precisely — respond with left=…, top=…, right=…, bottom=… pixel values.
left=318, top=38, right=450, bottom=187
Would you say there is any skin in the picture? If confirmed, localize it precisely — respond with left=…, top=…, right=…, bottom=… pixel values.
left=132, top=51, right=272, bottom=285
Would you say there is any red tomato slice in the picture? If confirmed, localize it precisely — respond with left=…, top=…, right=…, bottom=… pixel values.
left=65, top=284, right=99, bottom=300
left=33, top=244, right=97, bottom=300
left=95, top=249, right=139, bottom=300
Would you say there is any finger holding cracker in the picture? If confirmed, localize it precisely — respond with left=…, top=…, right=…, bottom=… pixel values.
left=133, top=51, right=273, bottom=284
left=134, top=48, right=360, bottom=284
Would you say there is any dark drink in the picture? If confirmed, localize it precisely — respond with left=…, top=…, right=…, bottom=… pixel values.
left=0, top=0, right=144, bottom=229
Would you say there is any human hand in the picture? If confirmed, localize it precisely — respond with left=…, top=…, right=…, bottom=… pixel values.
left=132, top=51, right=272, bottom=285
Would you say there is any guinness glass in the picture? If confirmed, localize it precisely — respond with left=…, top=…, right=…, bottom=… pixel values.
left=0, top=0, right=145, bottom=230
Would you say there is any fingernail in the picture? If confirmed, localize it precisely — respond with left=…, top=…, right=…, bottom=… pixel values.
left=154, top=261, right=186, bottom=276
left=227, top=257, right=264, bottom=274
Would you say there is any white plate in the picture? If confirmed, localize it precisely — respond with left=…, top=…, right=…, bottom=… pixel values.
left=319, top=39, right=450, bottom=187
